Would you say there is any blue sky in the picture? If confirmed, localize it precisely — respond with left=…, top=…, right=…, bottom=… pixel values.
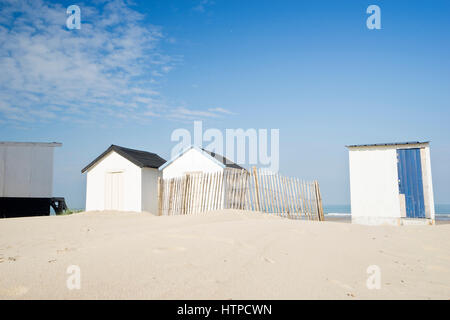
left=0, top=0, right=449, bottom=209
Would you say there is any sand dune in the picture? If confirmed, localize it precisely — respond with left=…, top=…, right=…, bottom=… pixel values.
left=0, top=210, right=449, bottom=299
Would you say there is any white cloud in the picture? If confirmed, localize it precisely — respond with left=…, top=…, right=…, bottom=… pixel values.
left=0, top=0, right=161, bottom=123
left=0, top=0, right=232, bottom=125
left=208, top=107, right=236, bottom=115
left=193, top=0, right=214, bottom=13
left=167, top=106, right=236, bottom=121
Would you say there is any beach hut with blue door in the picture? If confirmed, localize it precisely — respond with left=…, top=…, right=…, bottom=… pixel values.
left=347, top=142, right=435, bottom=225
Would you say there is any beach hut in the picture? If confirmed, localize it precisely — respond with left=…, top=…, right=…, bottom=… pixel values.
left=347, top=142, right=435, bottom=225
left=159, top=145, right=243, bottom=179
left=0, top=141, right=63, bottom=218
left=82, top=145, right=166, bottom=213
left=158, top=146, right=246, bottom=214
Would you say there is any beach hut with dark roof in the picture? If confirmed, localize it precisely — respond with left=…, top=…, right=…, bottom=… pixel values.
left=81, top=145, right=166, bottom=213
left=159, top=145, right=244, bottom=179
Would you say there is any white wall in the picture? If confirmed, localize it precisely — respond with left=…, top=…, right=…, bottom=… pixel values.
left=0, top=144, right=55, bottom=198
left=422, top=146, right=435, bottom=220
left=349, top=143, right=435, bottom=224
left=85, top=151, right=142, bottom=212
left=161, top=148, right=224, bottom=179
left=141, top=167, right=160, bottom=214
left=349, top=146, right=401, bottom=220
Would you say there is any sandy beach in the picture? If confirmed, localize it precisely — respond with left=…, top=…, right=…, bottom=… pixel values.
left=0, top=210, right=449, bottom=300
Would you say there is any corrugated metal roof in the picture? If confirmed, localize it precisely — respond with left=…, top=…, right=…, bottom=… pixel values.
left=346, top=141, right=429, bottom=148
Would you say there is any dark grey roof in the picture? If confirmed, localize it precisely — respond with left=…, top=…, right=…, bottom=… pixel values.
left=346, top=141, right=429, bottom=148
left=201, top=148, right=244, bottom=170
left=81, top=145, right=166, bottom=173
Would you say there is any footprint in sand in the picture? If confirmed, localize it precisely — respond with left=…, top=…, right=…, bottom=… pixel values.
left=57, top=247, right=76, bottom=254
left=152, top=247, right=187, bottom=254
left=263, top=257, right=275, bottom=264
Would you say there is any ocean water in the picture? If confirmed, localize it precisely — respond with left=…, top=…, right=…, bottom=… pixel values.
left=324, top=204, right=450, bottom=220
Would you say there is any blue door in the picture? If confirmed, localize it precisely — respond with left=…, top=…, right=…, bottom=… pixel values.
left=397, top=148, right=425, bottom=218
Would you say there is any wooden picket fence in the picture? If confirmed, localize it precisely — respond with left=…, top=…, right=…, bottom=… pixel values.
left=157, top=167, right=324, bottom=221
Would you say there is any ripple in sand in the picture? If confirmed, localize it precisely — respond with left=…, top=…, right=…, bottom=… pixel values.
left=152, top=247, right=187, bottom=254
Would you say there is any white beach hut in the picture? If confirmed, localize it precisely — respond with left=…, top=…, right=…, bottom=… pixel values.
left=82, top=145, right=166, bottom=213
left=159, top=145, right=243, bottom=179
left=0, top=141, right=62, bottom=218
left=158, top=146, right=245, bottom=214
left=347, top=142, right=435, bottom=225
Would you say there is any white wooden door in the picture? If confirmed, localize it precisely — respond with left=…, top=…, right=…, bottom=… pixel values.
left=105, top=172, right=124, bottom=211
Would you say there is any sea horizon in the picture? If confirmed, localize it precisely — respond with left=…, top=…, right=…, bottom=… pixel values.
left=324, top=204, right=450, bottom=220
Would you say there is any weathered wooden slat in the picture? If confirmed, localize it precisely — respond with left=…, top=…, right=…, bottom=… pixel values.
left=275, top=175, right=281, bottom=215
left=157, top=169, right=324, bottom=221
left=229, top=170, right=235, bottom=209
left=193, top=173, right=199, bottom=213
left=315, top=181, right=324, bottom=221
left=267, top=172, right=275, bottom=214
left=286, top=177, right=293, bottom=216
left=272, top=172, right=280, bottom=214
left=187, top=174, right=193, bottom=214
left=262, top=171, right=269, bottom=213
left=307, top=181, right=312, bottom=219
left=262, top=169, right=269, bottom=212
left=289, top=178, right=295, bottom=216
left=204, top=173, right=210, bottom=212
left=210, top=172, right=216, bottom=211
left=243, top=170, right=249, bottom=210
left=208, top=172, right=214, bottom=211
left=283, top=176, right=291, bottom=218
left=215, top=172, right=221, bottom=210
left=296, top=179, right=302, bottom=218
left=252, top=167, right=260, bottom=211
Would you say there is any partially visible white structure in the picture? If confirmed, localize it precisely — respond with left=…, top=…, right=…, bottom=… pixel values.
left=0, top=142, right=61, bottom=198
left=159, top=145, right=243, bottom=179
left=347, top=142, right=435, bottom=225
left=0, top=141, right=62, bottom=218
left=82, top=145, right=166, bottom=213
left=159, top=146, right=245, bottom=212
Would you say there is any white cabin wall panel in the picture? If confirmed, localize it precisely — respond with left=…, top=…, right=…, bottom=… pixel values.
left=29, top=147, right=54, bottom=197
left=4, top=145, right=32, bottom=197
left=0, top=147, right=5, bottom=197
left=141, top=168, right=160, bottom=214
left=424, top=146, right=435, bottom=219
left=0, top=143, right=58, bottom=198
left=349, top=148, right=400, bottom=219
left=85, top=151, right=142, bottom=212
